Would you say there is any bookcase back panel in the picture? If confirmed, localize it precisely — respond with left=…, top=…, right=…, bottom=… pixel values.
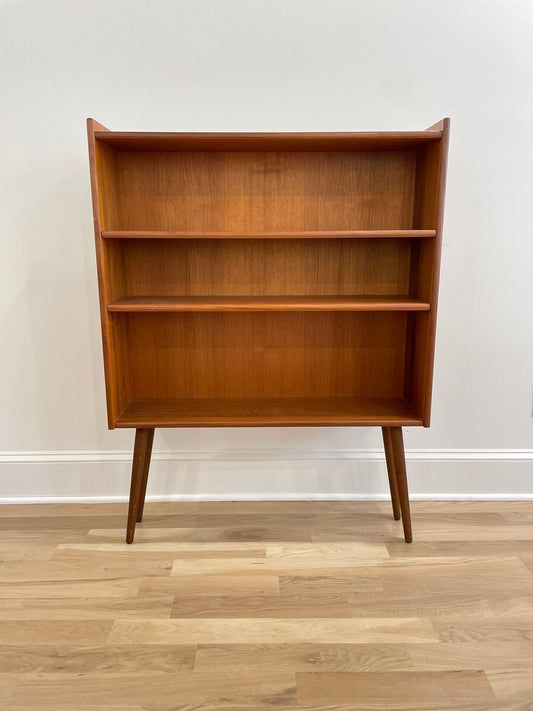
left=102, top=150, right=417, bottom=231
left=118, top=312, right=408, bottom=400
left=113, top=238, right=413, bottom=297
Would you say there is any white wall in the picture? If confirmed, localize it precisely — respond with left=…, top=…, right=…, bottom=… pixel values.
left=1, top=0, right=532, bottom=501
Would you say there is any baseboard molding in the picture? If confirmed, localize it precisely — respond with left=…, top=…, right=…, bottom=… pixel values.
left=1, top=448, right=533, bottom=463
left=1, top=448, right=532, bottom=502
left=2, top=493, right=533, bottom=505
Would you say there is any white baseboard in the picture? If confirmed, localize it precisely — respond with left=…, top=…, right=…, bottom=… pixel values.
left=3, top=493, right=533, bottom=505
left=0, top=448, right=532, bottom=503
left=2, top=448, right=532, bottom=463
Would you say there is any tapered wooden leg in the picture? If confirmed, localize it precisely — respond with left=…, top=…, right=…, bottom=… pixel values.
left=382, top=427, right=401, bottom=521
left=126, top=428, right=152, bottom=544
left=389, top=427, right=413, bottom=543
left=136, top=428, right=155, bottom=523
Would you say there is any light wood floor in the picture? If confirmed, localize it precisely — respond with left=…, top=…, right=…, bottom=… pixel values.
left=0, top=500, right=532, bottom=710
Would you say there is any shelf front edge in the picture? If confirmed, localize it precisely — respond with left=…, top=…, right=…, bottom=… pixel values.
left=106, top=296, right=431, bottom=313
left=101, top=229, right=437, bottom=240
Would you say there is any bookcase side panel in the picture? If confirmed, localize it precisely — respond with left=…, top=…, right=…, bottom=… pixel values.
left=107, top=314, right=131, bottom=420
left=412, top=141, right=441, bottom=231
left=422, top=121, right=450, bottom=425
left=89, top=131, right=129, bottom=426
left=407, top=121, right=450, bottom=424
left=404, top=310, right=431, bottom=417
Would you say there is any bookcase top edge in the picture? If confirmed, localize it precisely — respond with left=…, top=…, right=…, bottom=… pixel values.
left=92, top=130, right=443, bottom=151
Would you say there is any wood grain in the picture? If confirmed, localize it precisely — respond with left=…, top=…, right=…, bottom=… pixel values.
left=194, top=640, right=533, bottom=672
left=85, top=122, right=450, bottom=559
left=115, top=396, right=423, bottom=428
left=94, top=129, right=442, bottom=152
left=137, top=574, right=280, bottom=598
left=0, top=643, right=195, bottom=674
left=390, top=426, right=413, bottom=541
left=0, top=620, right=113, bottom=646
left=102, top=228, right=437, bottom=239
left=108, top=617, right=437, bottom=645
left=486, top=669, right=533, bottom=704
left=6, top=671, right=297, bottom=709
left=107, top=295, right=431, bottom=312
left=4, top=500, right=531, bottom=710
left=110, top=149, right=417, bottom=231
left=169, top=555, right=390, bottom=576
left=87, top=118, right=127, bottom=427
left=87, top=525, right=313, bottom=542
left=410, top=118, right=450, bottom=425
left=296, top=670, right=496, bottom=707
left=126, top=427, right=153, bottom=542
left=88, top=122, right=448, bottom=433
left=0, top=596, right=175, bottom=620
left=119, top=311, right=411, bottom=399
left=111, top=236, right=414, bottom=297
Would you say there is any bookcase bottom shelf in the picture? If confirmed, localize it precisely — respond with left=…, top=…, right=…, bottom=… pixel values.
left=115, top=397, right=423, bottom=428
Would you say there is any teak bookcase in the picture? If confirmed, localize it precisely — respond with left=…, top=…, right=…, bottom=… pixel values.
left=87, top=118, right=450, bottom=543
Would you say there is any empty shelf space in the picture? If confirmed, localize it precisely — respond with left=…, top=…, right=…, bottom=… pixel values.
left=107, top=295, right=431, bottom=312
left=94, top=130, right=442, bottom=152
left=101, top=229, right=437, bottom=240
left=115, top=397, right=423, bottom=428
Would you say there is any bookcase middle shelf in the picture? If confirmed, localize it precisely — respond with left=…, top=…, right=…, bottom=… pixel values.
left=106, top=295, right=431, bottom=312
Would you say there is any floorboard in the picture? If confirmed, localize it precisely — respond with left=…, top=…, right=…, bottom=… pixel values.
left=1, top=500, right=532, bottom=709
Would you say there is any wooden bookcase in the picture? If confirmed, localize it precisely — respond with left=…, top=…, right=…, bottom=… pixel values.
left=87, top=118, right=450, bottom=543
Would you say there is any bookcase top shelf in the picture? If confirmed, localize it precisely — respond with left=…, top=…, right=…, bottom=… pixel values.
left=94, top=130, right=442, bottom=152
left=102, top=230, right=437, bottom=240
